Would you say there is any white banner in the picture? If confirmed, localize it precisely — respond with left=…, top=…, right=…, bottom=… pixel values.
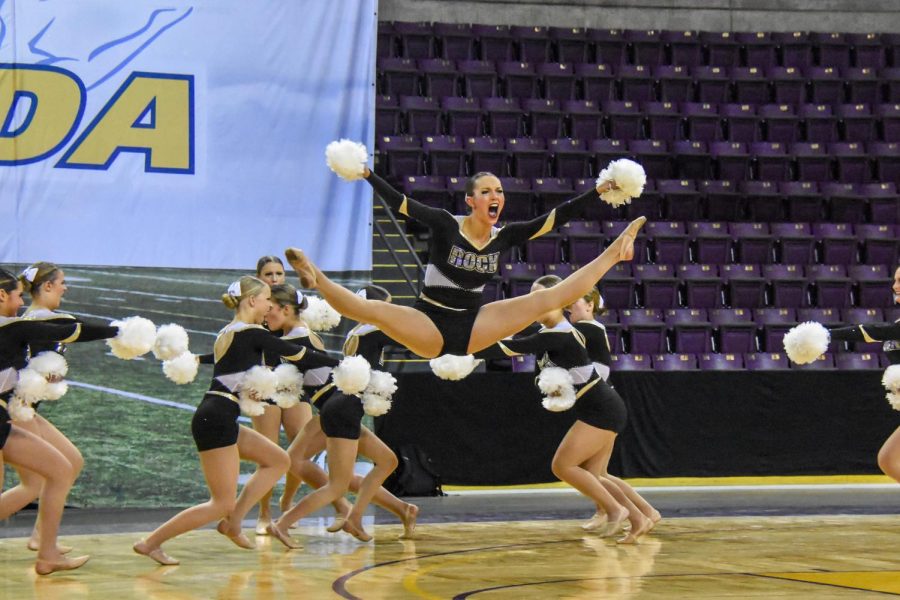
left=0, top=0, right=376, bottom=270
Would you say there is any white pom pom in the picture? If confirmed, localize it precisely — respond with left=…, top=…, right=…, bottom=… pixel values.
left=783, top=321, right=830, bottom=365
left=538, top=367, right=577, bottom=412
left=153, top=324, right=190, bottom=361
left=239, top=398, right=266, bottom=417
left=886, top=391, right=900, bottom=411
left=107, top=316, right=157, bottom=360
left=13, top=368, right=48, bottom=405
left=326, top=139, right=369, bottom=181
left=882, top=364, right=900, bottom=391
left=8, top=397, right=35, bottom=422
left=43, top=381, right=68, bottom=401
left=333, top=355, right=371, bottom=395
left=163, top=352, right=199, bottom=385
left=365, top=370, right=398, bottom=398
left=362, top=393, right=392, bottom=416
left=429, top=354, right=479, bottom=380
left=597, top=159, right=646, bottom=206
left=272, top=363, right=304, bottom=408
left=28, top=351, right=68, bottom=379
left=238, top=365, right=278, bottom=403
left=302, top=296, right=341, bottom=331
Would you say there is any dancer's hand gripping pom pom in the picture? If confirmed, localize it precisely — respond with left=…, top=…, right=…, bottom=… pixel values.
left=153, top=324, right=190, bottom=361
left=783, top=321, right=830, bottom=365
left=596, top=159, right=646, bottom=207
left=326, top=139, right=368, bottom=181
left=430, top=354, right=480, bottom=381
left=163, top=352, right=199, bottom=385
left=332, top=355, right=371, bottom=395
left=302, top=296, right=341, bottom=332
left=882, top=364, right=900, bottom=411
left=237, top=366, right=278, bottom=417
left=28, top=351, right=68, bottom=400
left=272, top=364, right=304, bottom=408
left=538, top=367, right=577, bottom=412
left=107, top=316, right=157, bottom=360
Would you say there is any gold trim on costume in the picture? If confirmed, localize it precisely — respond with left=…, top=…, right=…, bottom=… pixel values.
left=575, top=377, right=601, bottom=399
left=528, top=209, right=557, bottom=240
left=60, top=323, right=81, bottom=344
left=310, top=383, right=335, bottom=404
left=859, top=325, right=878, bottom=344
left=420, top=293, right=469, bottom=312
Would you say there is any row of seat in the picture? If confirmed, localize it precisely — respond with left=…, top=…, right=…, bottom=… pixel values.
left=567, top=352, right=890, bottom=371
left=379, top=59, right=900, bottom=105
left=379, top=23, right=900, bottom=71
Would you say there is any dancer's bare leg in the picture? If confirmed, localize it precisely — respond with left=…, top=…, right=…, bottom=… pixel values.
left=355, top=428, right=417, bottom=538
left=251, top=405, right=282, bottom=534
left=584, top=452, right=660, bottom=527
left=878, top=426, right=900, bottom=482
left=279, top=403, right=312, bottom=511
left=285, top=249, right=444, bottom=358
left=1, top=426, right=87, bottom=575
left=467, top=217, right=645, bottom=353
left=286, top=417, right=352, bottom=517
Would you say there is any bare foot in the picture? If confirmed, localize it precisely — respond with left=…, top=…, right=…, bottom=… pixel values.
left=618, top=515, right=652, bottom=544
left=399, top=503, right=419, bottom=539
left=648, top=509, right=662, bottom=531
left=617, top=216, right=647, bottom=261
left=217, top=519, right=255, bottom=549
left=35, top=554, right=90, bottom=575
left=342, top=518, right=373, bottom=542
left=255, top=517, right=271, bottom=536
left=581, top=511, right=608, bottom=532
left=284, top=248, right=317, bottom=288
left=27, top=539, right=73, bottom=554
left=326, top=516, right=347, bottom=533
left=133, top=540, right=179, bottom=566
left=601, top=507, right=629, bottom=538
left=266, top=522, right=301, bottom=549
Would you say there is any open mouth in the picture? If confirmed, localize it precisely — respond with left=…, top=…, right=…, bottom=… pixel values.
left=488, top=203, right=500, bottom=218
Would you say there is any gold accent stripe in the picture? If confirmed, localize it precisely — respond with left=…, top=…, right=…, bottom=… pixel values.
left=528, top=209, right=557, bottom=241
left=420, top=293, right=469, bottom=312
left=399, top=196, right=410, bottom=217
left=206, top=391, right=239, bottom=403
left=284, top=347, right=306, bottom=362
left=61, top=323, right=82, bottom=344
left=0, top=398, right=7, bottom=409
left=310, top=383, right=335, bottom=404
left=574, top=377, right=601, bottom=399
left=497, top=342, right=519, bottom=357
left=859, top=325, right=878, bottom=344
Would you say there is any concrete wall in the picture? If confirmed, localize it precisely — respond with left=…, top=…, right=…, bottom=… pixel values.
left=378, top=0, right=900, bottom=34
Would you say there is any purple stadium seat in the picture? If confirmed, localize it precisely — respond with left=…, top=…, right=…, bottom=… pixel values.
left=679, top=263, right=724, bottom=308
left=779, top=181, right=824, bottom=223
left=496, top=177, right=533, bottom=220
left=744, top=352, right=789, bottom=369
left=523, top=98, right=564, bottom=138
left=652, top=353, right=699, bottom=371
left=598, top=263, right=636, bottom=309
left=760, top=103, right=801, bottom=144
left=835, top=352, right=881, bottom=369
left=562, top=220, right=602, bottom=264
left=603, top=100, right=644, bottom=141
left=731, top=67, right=770, bottom=105
left=379, top=57, right=419, bottom=96
left=721, top=103, right=761, bottom=143
left=791, top=142, right=832, bottom=182
left=532, top=177, right=574, bottom=212
left=576, top=62, right=616, bottom=103
left=764, top=263, right=809, bottom=308
left=509, top=354, right=536, bottom=372
left=403, top=175, right=450, bottom=210
left=419, top=59, right=459, bottom=98
left=564, top=100, right=603, bottom=140
left=754, top=307, right=798, bottom=351
left=506, top=137, right=548, bottom=178
left=751, top=142, right=791, bottom=181
left=645, top=221, right=689, bottom=264
left=767, top=66, right=806, bottom=105
left=610, top=354, right=653, bottom=371
left=773, top=31, right=812, bottom=69
left=466, top=135, right=506, bottom=175
left=850, top=264, right=894, bottom=308
left=843, top=68, right=880, bottom=105
left=434, top=23, right=476, bottom=61
left=828, top=143, right=870, bottom=184
left=869, top=141, right=900, bottom=186
left=812, top=32, right=852, bottom=69
left=710, top=307, right=753, bottom=324
left=548, top=138, right=590, bottom=179
left=665, top=308, right=713, bottom=353
left=603, top=221, right=649, bottom=264
left=848, top=33, right=885, bottom=69
left=625, top=29, right=664, bottom=66
left=813, top=223, right=857, bottom=265
left=378, top=21, right=397, bottom=59
left=501, top=262, right=544, bottom=297
left=511, top=26, right=552, bottom=63
left=689, top=222, right=731, bottom=263
left=729, top=222, right=774, bottom=264
left=876, top=103, right=900, bottom=141
left=722, top=263, right=767, bottom=308
left=589, top=29, right=627, bottom=66
left=655, top=65, right=693, bottom=103
left=497, top=61, right=539, bottom=99
left=672, top=141, right=712, bottom=180
left=544, top=262, right=576, bottom=279
left=711, top=141, right=752, bottom=180
left=683, top=102, right=723, bottom=142
left=395, top=22, right=436, bottom=60
left=805, top=66, right=844, bottom=104
left=457, top=60, right=499, bottom=98
left=524, top=233, right=562, bottom=264
left=790, top=353, right=835, bottom=370
left=618, top=64, right=655, bottom=102
left=377, top=95, right=401, bottom=136
left=644, top=101, right=682, bottom=142
left=842, top=307, right=885, bottom=343
left=699, top=353, right=744, bottom=370
left=551, top=27, right=590, bottom=64
left=657, top=179, right=701, bottom=221
left=629, top=139, right=672, bottom=179
left=591, top=139, right=628, bottom=174
left=693, top=65, right=731, bottom=104
left=800, top=104, right=839, bottom=144
left=481, top=277, right=503, bottom=303
left=620, top=308, right=668, bottom=352
left=484, top=97, right=524, bottom=138
left=401, top=96, right=442, bottom=135
left=710, top=307, right=758, bottom=352
left=423, top=135, right=465, bottom=176
left=738, top=32, right=778, bottom=69
left=663, top=30, right=703, bottom=67
left=881, top=69, right=900, bottom=103
left=860, top=181, right=900, bottom=224
left=376, top=135, right=424, bottom=177
left=634, top=264, right=680, bottom=309
left=806, top=264, right=853, bottom=308
left=473, top=24, right=515, bottom=61
left=742, top=180, right=784, bottom=222
left=539, top=62, right=578, bottom=101
left=822, top=181, right=866, bottom=223
left=857, top=223, right=899, bottom=264
left=702, top=31, right=741, bottom=67
left=771, top=222, right=815, bottom=264
left=698, top=180, right=740, bottom=222
left=443, top=97, right=483, bottom=137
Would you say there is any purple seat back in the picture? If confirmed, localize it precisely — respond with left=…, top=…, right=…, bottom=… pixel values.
left=610, top=354, right=653, bottom=371
left=744, top=352, right=789, bottom=370
left=652, top=353, right=698, bottom=370
left=699, top=353, right=745, bottom=370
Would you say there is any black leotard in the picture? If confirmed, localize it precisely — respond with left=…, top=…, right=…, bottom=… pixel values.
left=830, top=320, right=900, bottom=365
left=572, top=319, right=613, bottom=381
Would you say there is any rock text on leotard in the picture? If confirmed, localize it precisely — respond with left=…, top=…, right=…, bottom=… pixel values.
left=447, top=246, right=500, bottom=274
